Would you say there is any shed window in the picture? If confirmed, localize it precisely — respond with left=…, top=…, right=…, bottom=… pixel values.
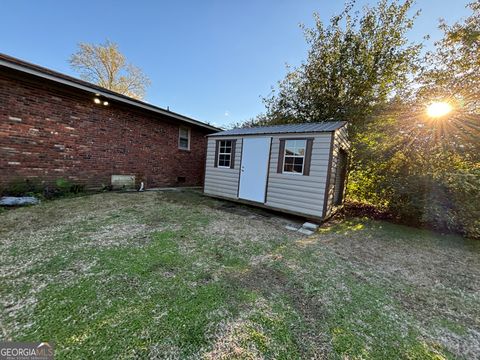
left=283, top=140, right=306, bottom=174
left=218, top=140, right=233, bottom=167
left=179, top=127, right=190, bottom=150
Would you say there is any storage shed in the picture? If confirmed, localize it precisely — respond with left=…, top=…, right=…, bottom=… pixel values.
left=204, top=121, right=350, bottom=220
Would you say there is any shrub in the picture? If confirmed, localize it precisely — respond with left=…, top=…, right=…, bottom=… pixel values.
left=347, top=153, right=480, bottom=239
left=373, top=168, right=479, bottom=239
left=1, top=178, right=43, bottom=197
left=50, top=178, right=84, bottom=198
left=426, top=169, right=480, bottom=239
left=0, top=178, right=85, bottom=200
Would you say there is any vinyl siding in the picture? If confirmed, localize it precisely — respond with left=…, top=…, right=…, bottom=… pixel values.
left=265, top=133, right=332, bottom=218
left=204, top=129, right=348, bottom=220
left=323, top=125, right=350, bottom=218
left=204, top=137, right=242, bottom=198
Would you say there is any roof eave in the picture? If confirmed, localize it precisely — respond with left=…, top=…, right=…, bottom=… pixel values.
left=0, top=57, right=220, bottom=132
left=207, top=130, right=336, bottom=137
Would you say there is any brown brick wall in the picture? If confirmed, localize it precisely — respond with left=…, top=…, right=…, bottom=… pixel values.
left=0, top=69, right=211, bottom=189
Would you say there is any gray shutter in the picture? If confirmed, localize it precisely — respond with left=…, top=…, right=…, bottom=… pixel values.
left=230, top=140, right=237, bottom=169
left=303, top=138, right=314, bottom=176
left=214, top=140, right=220, bottom=167
left=277, top=139, right=286, bottom=173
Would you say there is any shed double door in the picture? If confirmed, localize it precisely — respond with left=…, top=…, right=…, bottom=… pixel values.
left=238, top=137, right=271, bottom=203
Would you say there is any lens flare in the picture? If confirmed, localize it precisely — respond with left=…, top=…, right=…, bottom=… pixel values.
left=426, top=102, right=452, bottom=118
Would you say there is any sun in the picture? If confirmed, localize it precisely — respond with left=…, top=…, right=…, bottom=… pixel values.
left=426, top=102, right=452, bottom=118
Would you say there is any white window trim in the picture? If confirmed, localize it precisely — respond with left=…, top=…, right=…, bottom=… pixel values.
left=282, top=139, right=306, bottom=175
left=217, top=140, right=233, bottom=168
left=178, top=126, right=190, bottom=150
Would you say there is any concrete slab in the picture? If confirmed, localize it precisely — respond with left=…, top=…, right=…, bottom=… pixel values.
left=285, top=225, right=300, bottom=231
left=302, top=222, right=319, bottom=231
left=298, top=228, right=315, bottom=236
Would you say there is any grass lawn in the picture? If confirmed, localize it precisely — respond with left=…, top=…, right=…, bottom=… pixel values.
left=0, top=190, right=479, bottom=359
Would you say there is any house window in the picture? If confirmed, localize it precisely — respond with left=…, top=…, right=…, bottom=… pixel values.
left=217, top=140, right=233, bottom=167
left=283, top=139, right=306, bottom=174
left=179, top=127, right=190, bottom=150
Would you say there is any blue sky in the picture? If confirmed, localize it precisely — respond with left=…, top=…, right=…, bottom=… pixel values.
left=0, top=0, right=472, bottom=127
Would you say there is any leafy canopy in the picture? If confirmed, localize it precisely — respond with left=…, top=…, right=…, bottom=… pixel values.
left=261, top=0, right=421, bottom=131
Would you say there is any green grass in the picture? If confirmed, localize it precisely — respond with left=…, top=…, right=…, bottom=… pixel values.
left=0, top=190, right=479, bottom=359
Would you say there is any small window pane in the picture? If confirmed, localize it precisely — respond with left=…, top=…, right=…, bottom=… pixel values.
left=284, top=156, right=295, bottom=166
left=293, top=164, right=303, bottom=173
left=218, top=152, right=231, bottom=167
left=179, top=128, right=189, bottom=149
left=284, top=163, right=293, bottom=172
left=285, top=140, right=295, bottom=153
left=295, top=140, right=306, bottom=155
left=294, top=157, right=304, bottom=166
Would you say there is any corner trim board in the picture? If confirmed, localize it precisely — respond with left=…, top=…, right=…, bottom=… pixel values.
left=321, top=131, right=336, bottom=218
left=264, top=137, right=273, bottom=203
left=236, top=139, right=244, bottom=198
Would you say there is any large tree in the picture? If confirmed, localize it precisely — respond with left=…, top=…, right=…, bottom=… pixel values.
left=414, top=1, right=480, bottom=156
left=260, top=0, right=422, bottom=132
left=69, top=40, right=151, bottom=100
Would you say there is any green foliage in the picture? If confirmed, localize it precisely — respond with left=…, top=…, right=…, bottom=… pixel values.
left=55, top=178, right=72, bottom=194
left=260, top=0, right=421, bottom=131
left=424, top=168, right=480, bottom=238
left=0, top=178, right=84, bottom=200
left=416, top=1, right=480, bottom=157
left=1, top=178, right=43, bottom=197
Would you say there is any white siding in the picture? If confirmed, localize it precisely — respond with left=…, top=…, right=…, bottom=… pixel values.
left=204, top=128, right=349, bottom=220
left=204, top=137, right=242, bottom=198
left=265, top=133, right=332, bottom=218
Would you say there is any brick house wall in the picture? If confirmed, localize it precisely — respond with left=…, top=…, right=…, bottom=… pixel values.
left=0, top=69, right=212, bottom=189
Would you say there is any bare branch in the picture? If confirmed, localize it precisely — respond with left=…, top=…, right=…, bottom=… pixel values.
left=69, top=40, right=150, bottom=100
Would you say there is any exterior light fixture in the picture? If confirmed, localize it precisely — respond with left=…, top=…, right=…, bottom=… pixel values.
left=93, top=98, right=101, bottom=104
left=103, top=101, right=109, bottom=106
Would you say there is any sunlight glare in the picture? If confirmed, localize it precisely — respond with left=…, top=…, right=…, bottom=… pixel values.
left=426, top=102, right=452, bottom=118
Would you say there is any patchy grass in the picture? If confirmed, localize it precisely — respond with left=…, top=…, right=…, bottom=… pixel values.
left=0, top=190, right=479, bottom=359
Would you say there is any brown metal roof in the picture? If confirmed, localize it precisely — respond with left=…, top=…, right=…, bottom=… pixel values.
left=208, top=121, right=347, bottom=137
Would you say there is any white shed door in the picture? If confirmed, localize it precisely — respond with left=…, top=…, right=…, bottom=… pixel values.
left=238, top=137, right=271, bottom=203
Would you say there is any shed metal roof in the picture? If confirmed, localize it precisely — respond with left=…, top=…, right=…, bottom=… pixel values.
left=208, top=121, right=347, bottom=137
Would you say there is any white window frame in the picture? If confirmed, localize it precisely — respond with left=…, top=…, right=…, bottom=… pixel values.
left=178, top=126, right=190, bottom=150
left=217, top=140, right=233, bottom=168
left=282, top=139, right=306, bottom=175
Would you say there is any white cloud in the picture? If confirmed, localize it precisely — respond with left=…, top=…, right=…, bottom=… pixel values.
left=224, top=111, right=230, bottom=117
